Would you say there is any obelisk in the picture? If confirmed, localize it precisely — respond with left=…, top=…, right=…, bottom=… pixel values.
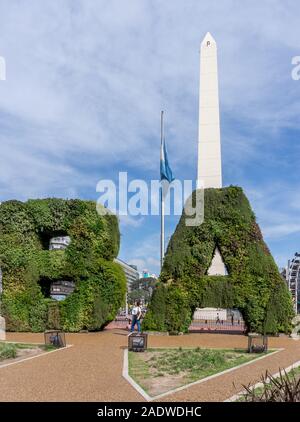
left=197, top=32, right=222, bottom=189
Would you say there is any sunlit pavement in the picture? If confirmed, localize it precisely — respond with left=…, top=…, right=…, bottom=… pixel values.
left=0, top=330, right=299, bottom=402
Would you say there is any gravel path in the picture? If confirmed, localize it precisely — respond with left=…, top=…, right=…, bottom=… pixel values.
left=0, top=331, right=299, bottom=402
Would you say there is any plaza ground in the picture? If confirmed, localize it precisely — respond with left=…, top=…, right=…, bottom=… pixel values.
left=0, top=330, right=299, bottom=402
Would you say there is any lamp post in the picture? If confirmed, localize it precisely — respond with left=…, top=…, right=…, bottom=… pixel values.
left=125, top=291, right=128, bottom=316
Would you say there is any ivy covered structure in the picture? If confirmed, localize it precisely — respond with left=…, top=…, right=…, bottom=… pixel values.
left=0, top=199, right=126, bottom=332
left=143, top=187, right=294, bottom=334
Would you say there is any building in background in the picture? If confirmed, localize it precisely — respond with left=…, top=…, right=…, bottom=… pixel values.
left=114, top=258, right=139, bottom=291
left=141, top=270, right=151, bottom=278
left=139, top=269, right=157, bottom=279
left=48, top=236, right=75, bottom=300
left=128, top=272, right=158, bottom=306
left=284, top=252, right=300, bottom=314
left=114, top=258, right=140, bottom=315
left=50, top=280, right=75, bottom=301
left=49, top=236, right=71, bottom=250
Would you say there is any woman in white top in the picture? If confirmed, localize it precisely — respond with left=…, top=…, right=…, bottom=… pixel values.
left=130, top=300, right=142, bottom=333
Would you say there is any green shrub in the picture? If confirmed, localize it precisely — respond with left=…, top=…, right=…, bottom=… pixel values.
left=0, top=199, right=126, bottom=332
left=143, top=187, right=294, bottom=334
left=0, top=343, right=17, bottom=360
left=142, top=284, right=167, bottom=331
left=60, top=260, right=126, bottom=332
left=47, top=301, right=60, bottom=330
left=164, top=286, right=191, bottom=333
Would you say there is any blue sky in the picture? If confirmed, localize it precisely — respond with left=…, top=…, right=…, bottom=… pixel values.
left=0, top=0, right=300, bottom=275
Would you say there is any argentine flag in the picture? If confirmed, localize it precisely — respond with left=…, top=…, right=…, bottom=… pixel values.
left=160, top=137, right=174, bottom=183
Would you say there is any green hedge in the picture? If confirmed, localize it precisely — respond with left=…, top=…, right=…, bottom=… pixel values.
left=0, top=199, right=126, bottom=332
left=143, top=187, right=294, bottom=334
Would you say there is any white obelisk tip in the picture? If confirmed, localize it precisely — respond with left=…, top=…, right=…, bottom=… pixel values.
left=201, top=32, right=217, bottom=48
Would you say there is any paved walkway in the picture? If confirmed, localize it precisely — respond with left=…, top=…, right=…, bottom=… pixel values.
left=107, top=318, right=246, bottom=334
left=0, top=331, right=299, bottom=402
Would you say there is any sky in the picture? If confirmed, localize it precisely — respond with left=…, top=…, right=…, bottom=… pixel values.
left=0, top=0, right=300, bottom=275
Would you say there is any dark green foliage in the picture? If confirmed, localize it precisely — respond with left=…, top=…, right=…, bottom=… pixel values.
left=200, top=277, right=235, bottom=309
left=143, top=187, right=294, bottom=334
left=59, top=259, right=126, bottom=332
left=128, top=277, right=157, bottom=305
left=47, top=301, right=60, bottom=330
left=142, top=284, right=167, bottom=331
left=243, top=370, right=300, bottom=402
left=164, top=285, right=191, bottom=333
left=0, top=199, right=126, bottom=332
left=144, top=283, right=191, bottom=333
left=264, top=281, right=293, bottom=334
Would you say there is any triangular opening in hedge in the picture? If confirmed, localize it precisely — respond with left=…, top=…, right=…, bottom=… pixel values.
left=207, top=246, right=228, bottom=276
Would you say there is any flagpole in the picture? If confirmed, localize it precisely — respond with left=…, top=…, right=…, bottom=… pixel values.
left=160, top=110, right=165, bottom=271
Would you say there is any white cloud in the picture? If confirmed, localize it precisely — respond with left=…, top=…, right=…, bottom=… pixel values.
left=119, top=215, right=144, bottom=228
left=128, top=257, right=160, bottom=275
left=263, top=223, right=300, bottom=239
left=245, top=184, right=300, bottom=241
left=120, top=232, right=160, bottom=273
left=1, top=0, right=300, bottom=200
left=1, top=1, right=300, bottom=270
left=128, top=258, right=146, bottom=270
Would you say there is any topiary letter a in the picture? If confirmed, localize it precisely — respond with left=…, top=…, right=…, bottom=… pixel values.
left=143, top=187, right=294, bottom=334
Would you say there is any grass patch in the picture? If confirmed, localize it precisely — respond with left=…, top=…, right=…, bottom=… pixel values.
left=0, top=342, right=56, bottom=363
left=129, top=347, right=267, bottom=397
left=12, top=343, right=38, bottom=350
left=0, top=343, right=17, bottom=360
left=128, top=350, right=151, bottom=392
left=44, top=344, right=57, bottom=351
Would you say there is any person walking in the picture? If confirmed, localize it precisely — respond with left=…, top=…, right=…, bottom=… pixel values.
left=130, top=300, right=142, bottom=333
